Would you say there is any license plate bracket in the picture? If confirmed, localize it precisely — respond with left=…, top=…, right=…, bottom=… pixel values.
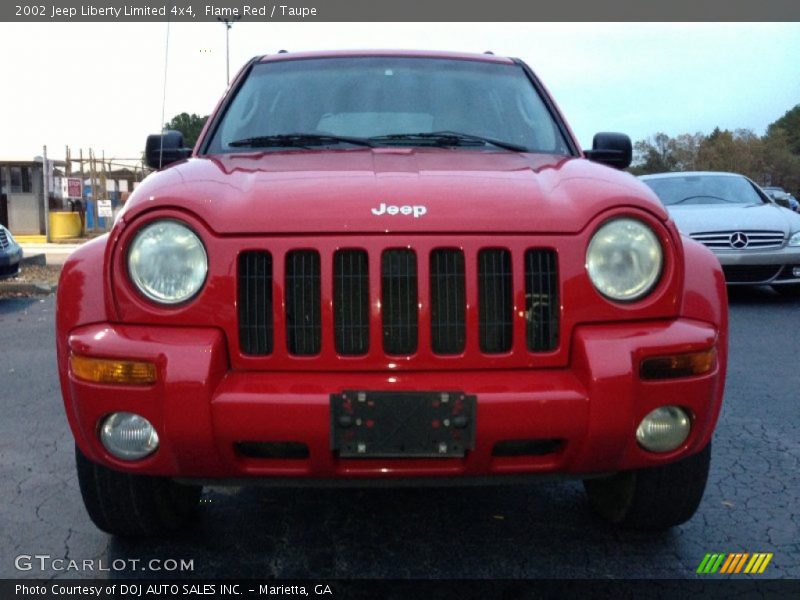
left=330, top=391, right=476, bottom=458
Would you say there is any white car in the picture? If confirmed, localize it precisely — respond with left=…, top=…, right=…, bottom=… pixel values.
left=640, top=171, right=800, bottom=295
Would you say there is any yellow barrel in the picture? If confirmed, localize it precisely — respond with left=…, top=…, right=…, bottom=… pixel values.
left=49, top=212, right=82, bottom=240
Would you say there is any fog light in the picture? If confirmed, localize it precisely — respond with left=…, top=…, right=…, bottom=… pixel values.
left=100, top=412, right=159, bottom=460
left=636, top=406, right=691, bottom=453
left=70, top=354, right=156, bottom=385
left=793, top=267, right=800, bottom=277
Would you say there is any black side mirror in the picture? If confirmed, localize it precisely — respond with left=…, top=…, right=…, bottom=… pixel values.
left=584, top=132, right=632, bottom=170
left=145, top=130, right=191, bottom=169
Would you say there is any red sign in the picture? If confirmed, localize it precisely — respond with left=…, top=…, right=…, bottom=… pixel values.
left=67, top=178, right=82, bottom=198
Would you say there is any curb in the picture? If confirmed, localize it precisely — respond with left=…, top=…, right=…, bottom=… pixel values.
left=0, top=282, right=57, bottom=295
left=21, top=254, right=47, bottom=267
left=0, top=258, right=61, bottom=296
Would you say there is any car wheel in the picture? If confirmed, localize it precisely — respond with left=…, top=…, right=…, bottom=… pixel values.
left=75, top=444, right=201, bottom=536
left=772, top=284, right=800, bottom=297
left=583, top=442, right=710, bottom=531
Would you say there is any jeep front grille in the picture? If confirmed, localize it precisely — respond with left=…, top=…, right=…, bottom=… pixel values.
left=430, top=249, right=466, bottom=355
left=238, top=251, right=274, bottom=355
left=236, top=244, right=559, bottom=359
left=334, top=249, right=370, bottom=355
left=525, top=249, right=559, bottom=352
left=381, top=249, right=418, bottom=355
left=285, top=250, right=321, bottom=355
left=478, top=249, right=513, bottom=353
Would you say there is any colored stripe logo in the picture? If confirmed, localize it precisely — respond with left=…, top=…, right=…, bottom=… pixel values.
left=697, top=553, right=773, bottom=574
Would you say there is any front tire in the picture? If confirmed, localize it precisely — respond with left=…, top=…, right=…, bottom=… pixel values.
left=75, top=444, right=201, bottom=537
left=583, top=443, right=711, bottom=531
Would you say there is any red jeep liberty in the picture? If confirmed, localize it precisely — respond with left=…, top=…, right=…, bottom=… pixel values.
left=56, top=50, right=727, bottom=536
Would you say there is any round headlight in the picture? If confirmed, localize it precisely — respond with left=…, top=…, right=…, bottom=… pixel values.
left=128, top=220, right=207, bottom=304
left=586, top=218, right=663, bottom=301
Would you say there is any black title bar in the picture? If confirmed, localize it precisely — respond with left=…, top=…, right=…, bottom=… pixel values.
left=4, top=579, right=800, bottom=599
left=3, top=0, right=800, bottom=22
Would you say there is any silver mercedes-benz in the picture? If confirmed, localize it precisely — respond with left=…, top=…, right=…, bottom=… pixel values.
left=640, top=171, right=800, bottom=295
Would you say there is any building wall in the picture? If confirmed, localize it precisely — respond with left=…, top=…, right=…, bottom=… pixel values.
left=7, top=192, right=41, bottom=233
left=0, top=163, right=44, bottom=234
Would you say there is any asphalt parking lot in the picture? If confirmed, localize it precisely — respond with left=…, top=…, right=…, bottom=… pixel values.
left=1, top=289, right=798, bottom=580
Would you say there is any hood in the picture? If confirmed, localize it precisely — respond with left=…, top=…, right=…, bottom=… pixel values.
left=123, top=148, right=666, bottom=235
left=668, top=202, right=800, bottom=236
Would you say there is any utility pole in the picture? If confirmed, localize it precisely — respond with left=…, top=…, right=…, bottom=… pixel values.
left=78, top=148, right=86, bottom=236
left=218, top=16, right=240, bottom=85
left=100, top=150, right=108, bottom=230
left=42, top=145, right=50, bottom=242
left=90, top=149, right=97, bottom=233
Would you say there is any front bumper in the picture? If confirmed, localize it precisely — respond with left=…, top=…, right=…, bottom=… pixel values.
left=0, top=247, right=22, bottom=279
left=63, top=318, right=723, bottom=481
left=713, top=245, right=800, bottom=265
left=712, top=247, right=800, bottom=285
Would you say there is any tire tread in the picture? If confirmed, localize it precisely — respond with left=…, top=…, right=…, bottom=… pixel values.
left=75, top=445, right=201, bottom=537
left=585, top=443, right=711, bottom=531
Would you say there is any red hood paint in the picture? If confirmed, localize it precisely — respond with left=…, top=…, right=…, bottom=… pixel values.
left=121, top=148, right=667, bottom=235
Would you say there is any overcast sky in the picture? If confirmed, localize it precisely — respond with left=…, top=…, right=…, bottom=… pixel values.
left=0, top=22, right=798, bottom=163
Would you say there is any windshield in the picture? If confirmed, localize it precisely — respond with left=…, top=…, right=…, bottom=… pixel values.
left=204, top=57, right=571, bottom=154
left=642, top=175, right=767, bottom=206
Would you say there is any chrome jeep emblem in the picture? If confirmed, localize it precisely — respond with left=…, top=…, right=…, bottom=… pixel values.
left=371, top=202, right=427, bottom=218
left=729, top=232, right=749, bottom=249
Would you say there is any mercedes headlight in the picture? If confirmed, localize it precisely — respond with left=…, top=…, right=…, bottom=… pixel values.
left=586, top=218, right=663, bottom=301
left=127, top=220, right=207, bottom=304
left=789, top=232, right=800, bottom=247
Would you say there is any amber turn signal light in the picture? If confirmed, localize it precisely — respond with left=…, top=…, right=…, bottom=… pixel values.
left=640, top=348, right=716, bottom=380
left=70, top=354, right=157, bottom=385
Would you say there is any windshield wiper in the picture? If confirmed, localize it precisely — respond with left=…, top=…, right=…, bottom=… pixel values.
left=671, top=195, right=739, bottom=205
left=369, top=131, right=528, bottom=152
left=228, top=133, right=375, bottom=148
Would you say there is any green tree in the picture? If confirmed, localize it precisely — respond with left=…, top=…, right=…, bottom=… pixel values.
left=630, top=133, right=677, bottom=175
left=629, top=102, right=800, bottom=196
left=630, top=132, right=704, bottom=175
left=766, top=104, right=800, bottom=155
left=164, top=112, right=209, bottom=148
left=671, top=133, right=705, bottom=171
left=695, top=128, right=764, bottom=180
left=761, top=128, right=800, bottom=192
